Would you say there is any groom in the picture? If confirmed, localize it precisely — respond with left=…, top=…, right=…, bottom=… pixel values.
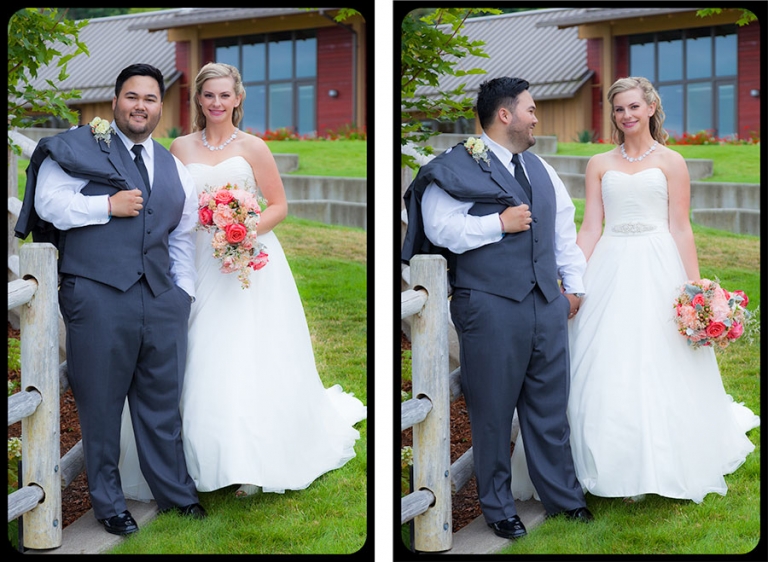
left=402, top=77, right=593, bottom=539
left=15, top=63, right=205, bottom=535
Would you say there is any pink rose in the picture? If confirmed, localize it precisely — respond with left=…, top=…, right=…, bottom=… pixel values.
left=705, top=321, right=727, bottom=339
left=225, top=223, right=248, bottom=244
left=198, top=207, right=214, bottom=226
left=691, top=293, right=707, bottom=307
left=732, top=290, right=749, bottom=308
left=726, top=322, right=744, bottom=340
left=214, top=189, right=234, bottom=206
left=198, top=192, right=211, bottom=207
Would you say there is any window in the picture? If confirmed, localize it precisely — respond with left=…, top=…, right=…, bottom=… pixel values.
left=629, top=25, right=737, bottom=138
left=215, top=30, right=317, bottom=136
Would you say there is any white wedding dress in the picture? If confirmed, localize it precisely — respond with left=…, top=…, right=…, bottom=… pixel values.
left=119, top=155, right=366, bottom=499
left=510, top=167, right=759, bottom=504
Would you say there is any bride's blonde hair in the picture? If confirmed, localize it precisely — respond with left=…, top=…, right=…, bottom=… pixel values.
left=607, top=76, right=668, bottom=146
left=193, top=62, right=246, bottom=131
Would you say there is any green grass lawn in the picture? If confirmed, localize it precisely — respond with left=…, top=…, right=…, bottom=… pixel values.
left=556, top=142, right=760, bottom=183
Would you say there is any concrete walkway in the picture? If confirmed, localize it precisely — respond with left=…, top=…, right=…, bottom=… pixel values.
left=404, top=498, right=547, bottom=556
left=22, top=500, right=158, bottom=555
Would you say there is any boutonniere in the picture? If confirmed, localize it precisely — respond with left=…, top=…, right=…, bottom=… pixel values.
left=89, top=116, right=115, bottom=147
left=464, top=137, right=490, bottom=164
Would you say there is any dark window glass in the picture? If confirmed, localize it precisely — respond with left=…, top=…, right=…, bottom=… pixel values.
left=296, top=30, right=317, bottom=78
left=298, top=83, right=316, bottom=135
left=658, top=84, right=683, bottom=137
left=269, top=83, right=293, bottom=130
left=215, top=30, right=317, bottom=134
left=242, top=84, right=266, bottom=134
left=630, top=42, right=655, bottom=81
left=717, top=83, right=735, bottom=137
left=686, top=82, right=712, bottom=133
left=715, top=32, right=737, bottom=76
left=242, top=39, right=266, bottom=82
left=657, top=31, right=683, bottom=81
left=686, top=28, right=712, bottom=80
left=268, top=32, right=294, bottom=81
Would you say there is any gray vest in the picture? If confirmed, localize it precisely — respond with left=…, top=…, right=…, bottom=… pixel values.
left=58, top=137, right=186, bottom=296
left=445, top=149, right=561, bottom=302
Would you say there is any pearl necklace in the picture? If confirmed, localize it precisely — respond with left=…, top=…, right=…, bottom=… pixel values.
left=620, top=141, right=658, bottom=163
left=202, top=128, right=239, bottom=151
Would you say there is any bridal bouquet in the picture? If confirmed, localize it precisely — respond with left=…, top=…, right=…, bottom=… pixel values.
left=673, top=278, right=750, bottom=349
left=197, top=183, right=268, bottom=289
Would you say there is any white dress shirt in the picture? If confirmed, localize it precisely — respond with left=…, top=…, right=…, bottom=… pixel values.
left=421, top=132, right=586, bottom=294
left=34, top=122, right=198, bottom=297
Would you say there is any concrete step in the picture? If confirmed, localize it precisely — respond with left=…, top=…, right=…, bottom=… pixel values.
left=437, top=499, right=547, bottom=555
left=22, top=500, right=158, bottom=555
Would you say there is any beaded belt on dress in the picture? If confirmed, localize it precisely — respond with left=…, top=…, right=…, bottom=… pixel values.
left=607, top=222, right=660, bottom=235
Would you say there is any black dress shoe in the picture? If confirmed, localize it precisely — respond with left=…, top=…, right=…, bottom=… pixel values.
left=564, top=507, right=594, bottom=522
left=488, top=515, right=527, bottom=539
left=176, top=503, right=208, bottom=519
left=98, top=510, right=139, bottom=536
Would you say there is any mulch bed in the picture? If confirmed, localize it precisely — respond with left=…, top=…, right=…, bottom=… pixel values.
left=400, top=331, right=482, bottom=533
left=8, top=322, right=92, bottom=530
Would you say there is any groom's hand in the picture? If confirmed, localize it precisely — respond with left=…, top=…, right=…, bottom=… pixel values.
left=109, top=189, right=144, bottom=217
left=499, top=204, right=532, bottom=233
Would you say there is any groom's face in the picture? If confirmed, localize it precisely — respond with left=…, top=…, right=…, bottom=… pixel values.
left=112, top=75, right=163, bottom=143
left=506, top=90, right=538, bottom=150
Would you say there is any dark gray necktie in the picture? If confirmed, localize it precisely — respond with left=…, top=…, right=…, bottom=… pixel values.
left=511, top=153, right=532, bottom=200
left=131, top=144, right=150, bottom=190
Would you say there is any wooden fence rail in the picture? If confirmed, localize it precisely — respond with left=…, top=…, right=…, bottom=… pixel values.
left=400, top=254, right=524, bottom=554
left=400, top=254, right=452, bottom=552
left=7, top=243, right=62, bottom=549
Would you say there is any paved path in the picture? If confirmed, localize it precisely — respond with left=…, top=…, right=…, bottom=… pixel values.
left=23, top=500, right=158, bottom=555
left=446, top=499, right=546, bottom=555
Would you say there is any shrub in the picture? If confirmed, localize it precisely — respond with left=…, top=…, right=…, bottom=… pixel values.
left=573, top=129, right=599, bottom=143
left=667, top=129, right=760, bottom=146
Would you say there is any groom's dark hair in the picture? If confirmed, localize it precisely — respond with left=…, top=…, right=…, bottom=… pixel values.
left=476, top=77, right=530, bottom=130
left=115, top=64, right=166, bottom=100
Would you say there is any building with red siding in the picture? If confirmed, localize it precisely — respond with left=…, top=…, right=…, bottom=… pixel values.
left=407, top=7, right=760, bottom=143
left=21, top=8, right=367, bottom=139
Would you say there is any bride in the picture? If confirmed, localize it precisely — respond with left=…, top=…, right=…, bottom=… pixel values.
left=119, top=62, right=366, bottom=499
left=511, top=76, right=758, bottom=505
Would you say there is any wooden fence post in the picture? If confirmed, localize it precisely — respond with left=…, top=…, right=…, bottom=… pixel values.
left=19, top=243, right=61, bottom=549
left=410, top=255, right=451, bottom=552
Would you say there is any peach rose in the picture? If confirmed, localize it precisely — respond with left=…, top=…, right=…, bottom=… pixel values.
left=213, top=206, right=235, bottom=229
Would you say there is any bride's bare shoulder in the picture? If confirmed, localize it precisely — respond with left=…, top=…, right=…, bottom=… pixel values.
left=169, top=132, right=201, bottom=160
left=586, top=147, right=617, bottom=175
